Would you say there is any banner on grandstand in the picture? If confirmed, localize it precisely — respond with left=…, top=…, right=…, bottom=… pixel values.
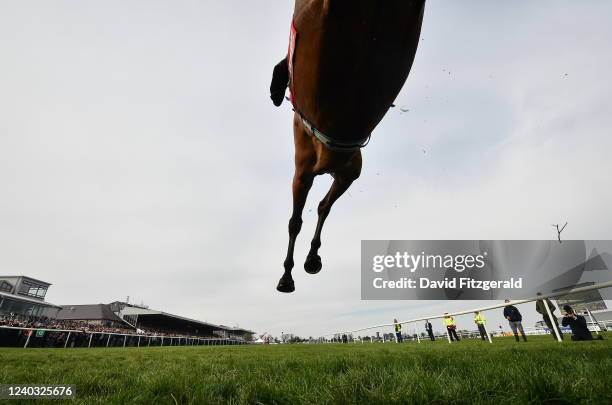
left=361, top=240, right=612, bottom=300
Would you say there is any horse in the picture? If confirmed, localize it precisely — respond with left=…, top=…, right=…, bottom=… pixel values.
left=271, top=0, right=426, bottom=293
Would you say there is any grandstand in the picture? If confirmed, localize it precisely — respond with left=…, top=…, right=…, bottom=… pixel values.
left=0, top=276, right=61, bottom=319
left=0, top=275, right=254, bottom=348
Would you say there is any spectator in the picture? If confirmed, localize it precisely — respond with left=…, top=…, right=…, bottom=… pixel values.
left=503, top=299, right=527, bottom=342
left=393, top=319, right=403, bottom=343
left=561, top=305, right=603, bottom=341
left=443, top=313, right=460, bottom=342
left=535, top=292, right=563, bottom=340
left=473, top=311, right=488, bottom=341
left=425, top=319, right=435, bottom=341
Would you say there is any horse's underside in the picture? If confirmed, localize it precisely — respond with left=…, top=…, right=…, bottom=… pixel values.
left=275, top=0, right=425, bottom=293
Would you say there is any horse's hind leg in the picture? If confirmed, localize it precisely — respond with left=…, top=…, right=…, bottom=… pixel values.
left=305, top=153, right=362, bottom=274
left=277, top=170, right=314, bottom=293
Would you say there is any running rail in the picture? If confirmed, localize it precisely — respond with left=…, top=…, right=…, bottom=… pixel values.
left=325, top=280, right=612, bottom=337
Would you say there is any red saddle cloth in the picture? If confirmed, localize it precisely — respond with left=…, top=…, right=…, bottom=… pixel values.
left=287, top=21, right=297, bottom=105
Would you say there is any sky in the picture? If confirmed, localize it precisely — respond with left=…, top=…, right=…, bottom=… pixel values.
left=1, top=1, right=611, bottom=338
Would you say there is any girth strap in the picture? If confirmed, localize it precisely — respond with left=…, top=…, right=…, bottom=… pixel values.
left=295, top=109, right=371, bottom=152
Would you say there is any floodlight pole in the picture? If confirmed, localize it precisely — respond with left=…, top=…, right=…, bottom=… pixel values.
left=542, top=299, right=562, bottom=342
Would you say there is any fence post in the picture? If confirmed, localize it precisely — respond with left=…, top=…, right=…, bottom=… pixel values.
left=482, top=322, right=492, bottom=343
left=88, top=333, right=93, bottom=348
left=23, top=330, right=32, bottom=348
left=64, top=332, right=71, bottom=348
left=107, top=334, right=111, bottom=347
left=586, top=308, right=600, bottom=334
left=138, top=336, right=141, bottom=347
left=543, top=299, right=562, bottom=342
left=123, top=335, right=127, bottom=348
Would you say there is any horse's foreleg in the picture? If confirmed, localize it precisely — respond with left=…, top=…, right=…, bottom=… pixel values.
left=277, top=171, right=314, bottom=293
left=305, top=157, right=361, bottom=274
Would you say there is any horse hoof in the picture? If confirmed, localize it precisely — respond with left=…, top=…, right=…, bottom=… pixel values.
left=276, top=275, right=295, bottom=293
left=304, top=254, right=322, bottom=274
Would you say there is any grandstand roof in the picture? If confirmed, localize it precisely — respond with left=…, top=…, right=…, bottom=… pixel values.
left=0, top=291, right=60, bottom=308
left=0, top=275, right=51, bottom=286
left=121, top=307, right=254, bottom=334
left=121, top=307, right=222, bottom=329
left=56, top=304, right=127, bottom=324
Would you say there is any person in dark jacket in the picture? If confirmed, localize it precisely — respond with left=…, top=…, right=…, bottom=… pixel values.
left=503, top=299, right=527, bottom=342
left=535, top=292, right=563, bottom=340
left=425, top=320, right=435, bottom=341
left=561, top=305, right=603, bottom=341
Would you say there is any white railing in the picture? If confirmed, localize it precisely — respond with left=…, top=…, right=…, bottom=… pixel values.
left=0, top=326, right=248, bottom=348
left=325, top=280, right=612, bottom=343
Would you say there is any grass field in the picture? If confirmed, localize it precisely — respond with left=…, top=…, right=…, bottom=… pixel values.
left=1, top=335, right=611, bottom=404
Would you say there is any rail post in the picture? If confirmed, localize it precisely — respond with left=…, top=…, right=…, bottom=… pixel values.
left=586, top=308, right=600, bottom=334
left=23, top=330, right=32, bottom=348
left=88, top=333, right=93, bottom=348
left=543, top=299, right=562, bottom=342
left=64, top=332, right=71, bottom=348
left=482, top=322, right=492, bottom=343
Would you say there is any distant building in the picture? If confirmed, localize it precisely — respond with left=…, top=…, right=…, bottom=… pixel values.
left=0, top=275, right=61, bottom=318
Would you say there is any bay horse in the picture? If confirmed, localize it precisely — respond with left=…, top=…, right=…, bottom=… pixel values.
left=271, top=0, right=425, bottom=293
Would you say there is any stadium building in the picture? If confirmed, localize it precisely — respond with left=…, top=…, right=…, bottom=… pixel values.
left=51, top=301, right=253, bottom=340
left=0, top=276, right=61, bottom=318
left=1, top=275, right=254, bottom=341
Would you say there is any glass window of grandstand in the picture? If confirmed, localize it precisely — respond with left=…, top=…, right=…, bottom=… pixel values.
left=0, top=280, right=12, bottom=293
left=18, top=281, right=47, bottom=299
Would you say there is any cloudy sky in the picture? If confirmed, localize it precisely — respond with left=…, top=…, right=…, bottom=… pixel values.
left=1, top=1, right=611, bottom=338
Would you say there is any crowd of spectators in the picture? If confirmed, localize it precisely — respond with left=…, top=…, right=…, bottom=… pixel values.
left=0, top=314, right=230, bottom=346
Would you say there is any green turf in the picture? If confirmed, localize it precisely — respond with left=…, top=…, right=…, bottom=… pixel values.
left=1, top=335, right=611, bottom=404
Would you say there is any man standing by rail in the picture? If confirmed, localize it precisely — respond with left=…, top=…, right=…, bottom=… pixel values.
left=443, top=313, right=460, bottom=342
left=503, top=299, right=527, bottom=342
left=474, top=311, right=488, bottom=341
left=425, top=319, right=435, bottom=341
left=393, top=319, right=403, bottom=343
